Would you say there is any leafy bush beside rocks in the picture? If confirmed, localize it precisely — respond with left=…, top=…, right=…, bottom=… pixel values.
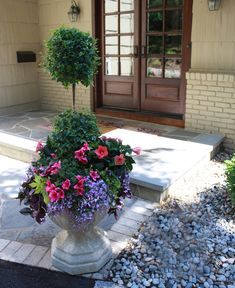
left=225, top=154, right=235, bottom=205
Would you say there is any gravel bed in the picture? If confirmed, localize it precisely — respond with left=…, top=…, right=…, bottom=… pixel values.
left=109, top=151, right=235, bottom=288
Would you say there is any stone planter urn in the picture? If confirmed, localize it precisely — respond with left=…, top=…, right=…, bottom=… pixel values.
left=50, top=209, right=112, bottom=275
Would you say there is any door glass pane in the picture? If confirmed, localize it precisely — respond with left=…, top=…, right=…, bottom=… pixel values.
left=165, top=10, right=183, bottom=31
left=147, top=58, right=162, bottom=77
left=165, top=58, right=181, bottom=78
left=105, top=15, right=118, bottom=34
left=148, top=35, right=163, bottom=54
left=105, top=36, right=118, bottom=55
left=120, top=57, right=134, bottom=76
left=148, top=11, right=163, bottom=32
left=120, top=13, right=134, bottom=33
left=106, top=57, right=119, bottom=75
left=167, top=0, right=183, bottom=7
left=148, top=0, right=163, bottom=8
left=165, top=35, right=182, bottom=54
left=120, top=36, right=134, bottom=55
left=105, top=0, right=118, bottom=13
left=120, top=0, right=134, bottom=12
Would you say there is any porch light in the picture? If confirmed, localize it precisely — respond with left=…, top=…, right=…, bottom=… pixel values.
left=208, top=0, right=221, bottom=11
left=68, top=0, right=80, bottom=22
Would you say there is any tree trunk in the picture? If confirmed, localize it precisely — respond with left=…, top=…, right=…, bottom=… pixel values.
left=72, top=83, right=76, bottom=110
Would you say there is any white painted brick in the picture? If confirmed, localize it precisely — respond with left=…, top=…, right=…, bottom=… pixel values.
left=0, top=241, right=23, bottom=261
left=199, top=110, right=214, bottom=117
left=193, top=105, right=207, bottom=111
left=187, top=80, right=201, bottom=85
left=208, top=106, right=223, bottom=113
left=107, top=230, right=129, bottom=244
left=0, top=239, right=10, bottom=252
left=197, top=85, right=208, bottom=90
left=201, top=81, right=217, bottom=86
left=122, top=210, right=147, bottom=222
left=117, top=217, right=140, bottom=230
left=208, top=86, right=224, bottom=92
left=23, top=246, right=49, bottom=266
left=110, top=223, right=137, bottom=237
left=37, top=249, right=52, bottom=269
left=194, top=95, right=208, bottom=101
left=199, top=100, right=213, bottom=106
left=218, top=81, right=233, bottom=88
left=215, top=102, right=230, bottom=108
left=10, top=243, right=35, bottom=263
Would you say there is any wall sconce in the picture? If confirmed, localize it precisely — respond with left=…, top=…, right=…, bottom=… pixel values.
left=208, top=0, right=221, bottom=11
left=68, top=0, right=80, bottom=22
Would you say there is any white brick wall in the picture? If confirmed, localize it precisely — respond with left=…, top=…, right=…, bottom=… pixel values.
left=39, top=70, right=91, bottom=112
left=185, top=72, right=235, bottom=151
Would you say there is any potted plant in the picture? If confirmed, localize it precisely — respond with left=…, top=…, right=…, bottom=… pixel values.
left=43, top=26, right=99, bottom=110
left=18, top=110, right=139, bottom=274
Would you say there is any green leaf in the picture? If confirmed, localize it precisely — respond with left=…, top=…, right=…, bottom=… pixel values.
left=29, top=175, right=49, bottom=204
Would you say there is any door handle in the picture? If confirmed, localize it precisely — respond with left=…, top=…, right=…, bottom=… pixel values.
left=134, top=46, right=139, bottom=58
left=141, top=46, right=147, bottom=58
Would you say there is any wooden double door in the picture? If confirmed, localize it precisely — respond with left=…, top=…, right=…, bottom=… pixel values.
left=96, top=0, right=192, bottom=117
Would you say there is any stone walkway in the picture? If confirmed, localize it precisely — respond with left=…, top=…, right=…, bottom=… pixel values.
left=0, top=110, right=201, bottom=142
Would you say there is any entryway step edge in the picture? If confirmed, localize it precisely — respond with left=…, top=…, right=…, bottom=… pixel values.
left=130, top=134, right=224, bottom=203
left=0, top=132, right=37, bottom=163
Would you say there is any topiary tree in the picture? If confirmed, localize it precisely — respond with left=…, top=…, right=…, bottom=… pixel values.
left=43, top=26, right=100, bottom=110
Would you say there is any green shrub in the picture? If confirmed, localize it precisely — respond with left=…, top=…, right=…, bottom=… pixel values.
left=45, top=109, right=101, bottom=159
left=225, top=154, right=235, bottom=205
left=43, top=26, right=100, bottom=109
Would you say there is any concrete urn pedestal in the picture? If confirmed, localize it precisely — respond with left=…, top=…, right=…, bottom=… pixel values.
left=50, top=210, right=112, bottom=275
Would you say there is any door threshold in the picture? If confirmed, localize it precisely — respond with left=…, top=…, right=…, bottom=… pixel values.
left=95, top=108, right=185, bottom=128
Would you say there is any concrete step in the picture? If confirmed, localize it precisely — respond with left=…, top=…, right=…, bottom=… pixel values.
left=0, top=132, right=37, bottom=163
left=0, top=129, right=224, bottom=203
left=104, top=129, right=224, bottom=203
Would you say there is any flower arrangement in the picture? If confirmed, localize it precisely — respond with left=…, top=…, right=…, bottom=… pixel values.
left=18, top=110, right=140, bottom=227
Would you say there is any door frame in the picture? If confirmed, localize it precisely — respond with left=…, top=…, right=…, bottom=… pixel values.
left=92, top=0, right=193, bottom=124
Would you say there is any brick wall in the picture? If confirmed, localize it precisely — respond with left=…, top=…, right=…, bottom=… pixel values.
left=185, top=72, right=235, bottom=151
left=39, top=70, right=92, bottom=112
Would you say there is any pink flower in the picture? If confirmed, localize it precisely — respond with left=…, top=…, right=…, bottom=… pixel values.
left=36, top=141, right=44, bottom=153
left=75, top=175, right=86, bottom=183
left=75, top=149, right=84, bottom=159
left=45, top=180, right=56, bottom=193
left=89, top=170, right=100, bottom=181
left=95, top=145, right=108, bottom=159
left=48, top=161, right=61, bottom=175
left=56, top=188, right=64, bottom=199
left=74, top=184, right=85, bottom=196
left=133, top=147, right=141, bottom=155
left=74, top=149, right=88, bottom=164
left=62, top=179, right=71, bottom=190
left=74, top=175, right=86, bottom=196
left=49, top=190, right=60, bottom=202
left=51, top=153, right=57, bottom=158
left=114, top=154, right=126, bottom=166
left=82, top=143, right=90, bottom=151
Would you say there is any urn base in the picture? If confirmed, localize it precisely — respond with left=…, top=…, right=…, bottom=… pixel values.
left=51, top=227, right=112, bottom=275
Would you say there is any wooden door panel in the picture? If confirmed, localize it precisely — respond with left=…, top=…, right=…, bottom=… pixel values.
left=105, top=81, right=133, bottom=96
left=140, top=0, right=192, bottom=115
left=101, top=0, right=140, bottom=111
left=146, top=84, right=179, bottom=101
